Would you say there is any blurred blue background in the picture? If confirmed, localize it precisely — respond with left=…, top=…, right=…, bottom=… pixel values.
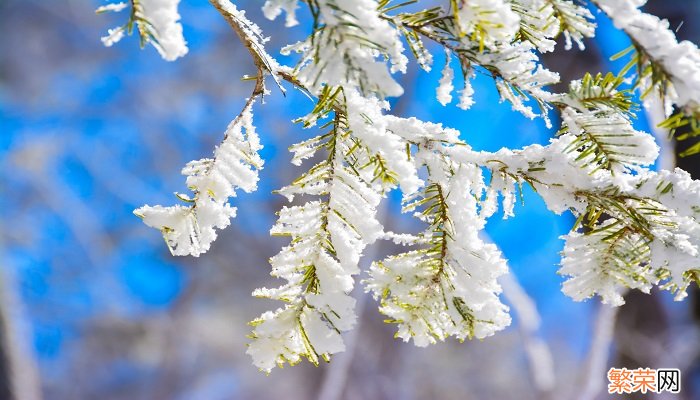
left=1, top=1, right=699, bottom=399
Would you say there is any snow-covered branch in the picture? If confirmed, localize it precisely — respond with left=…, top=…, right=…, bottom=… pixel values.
left=593, top=0, right=700, bottom=154
left=98, top=0, right=700, bottom=373
left=98, top=0, right=188, bottom=60
left=134, top=103, right=263, bottom=256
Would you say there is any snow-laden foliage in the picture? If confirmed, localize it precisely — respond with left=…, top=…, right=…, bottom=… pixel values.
left=453, top=0, right=520, bottom=51
left=279, top=0, right=408, bottom=97
left=98, top=0, right=188, bottom=61
left=594, top=0, right=700, bottom=112
left=247, top=88, right=391, bottom=371
left=100, top=0, right=700, bottom=372
left=553, top=73, right=659, bottom=173
left=592, top=0, right=700, bottom=155
left=134, top=106, right=263, bottom=256
left=474, top=41, right=559, bottom=121
left=473, top=137, right=700, bottom=307
left=548, top=0, right=595, bottom=50
left=366, top=118, right=511, bottom=346
left=436, top=52, right=455, bottom=106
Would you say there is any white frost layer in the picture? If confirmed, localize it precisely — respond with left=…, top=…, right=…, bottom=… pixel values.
left=511, top=0, right=559, bottom=52
left=476, top=41, right=559, bottom=121
left=249, top=92, right=403, bottom=371
left=135, top=107, right=263, bottom=256
left=139, top=0, right=188, bottom=61
left=262, top=0, right=299, bottom=27
left=456, top=133, right=700, bottom=306
left=96, top=2, right=128, bottom=13
left=345, top=91, right=422, bottom=195
left=456, top=0, right=520, bottom=49
left=366, top=139, right=512, bottom=346
left=99, top=0, right=188, bottom=61
left=457, top=69, right=475, bottom=110
left=495, top=0, right=594, bottom=52
left=596, top=0, right=700, bottom=113
left=436, top=53, right=455, bottom=106
left=277, top=0, right=407, bottom=97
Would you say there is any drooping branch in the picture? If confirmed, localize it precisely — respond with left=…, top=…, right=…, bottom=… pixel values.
left=591, top=0, right=700, bottom=153
left=98, top=0, right=700, bottom=376
left=209, top=0, right=284, bottom=93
